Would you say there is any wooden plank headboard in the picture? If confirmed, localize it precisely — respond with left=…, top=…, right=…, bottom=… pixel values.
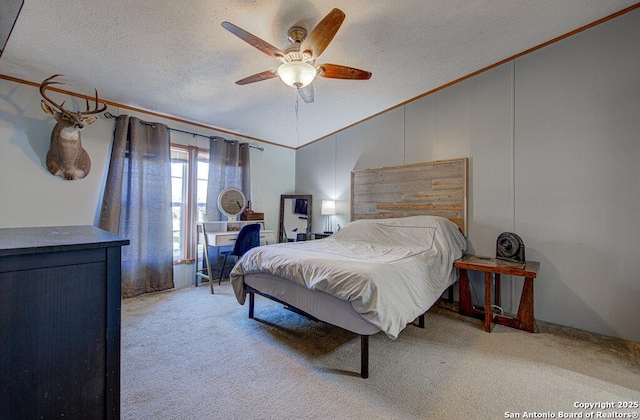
left=350, top=158, right=468, bottom=236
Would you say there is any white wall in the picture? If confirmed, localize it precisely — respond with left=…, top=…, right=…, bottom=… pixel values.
left=0, top=79, right=114, bottom=227
left=295, top=9, right=640, bottom=342
left=0, top=78, right=296, bottom=289
left=513, top=10, right=640, bottom=341
left=296, top=107, right=406, bottom=234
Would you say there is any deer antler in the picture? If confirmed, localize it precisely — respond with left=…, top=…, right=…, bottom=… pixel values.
left=82, top=88, right=107, bottom=115
left=40, top=74, right=107, bottom=115
left=39, top=74, right=68, bottom=113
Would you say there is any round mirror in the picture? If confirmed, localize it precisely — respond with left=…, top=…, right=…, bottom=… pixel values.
left=217, top=187, right=246, bottom=220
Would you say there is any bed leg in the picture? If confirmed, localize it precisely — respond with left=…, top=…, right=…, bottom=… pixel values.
left=418, top=313, right=425, bottom=329
left=360, top=335, right=369, bottom=379
left=248, top=291, right=254, bottom=319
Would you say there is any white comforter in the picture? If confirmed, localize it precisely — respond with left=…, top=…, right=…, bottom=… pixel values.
left=230, top=216, right=466, bottom=339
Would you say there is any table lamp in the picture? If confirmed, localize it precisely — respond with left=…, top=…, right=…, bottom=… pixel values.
left=320, top=200, right=336, bottom=233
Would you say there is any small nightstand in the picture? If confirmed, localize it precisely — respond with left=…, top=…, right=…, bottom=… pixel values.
left=454, top=254, right=540, bottom=333
left=312, top=232, right=332, bottom=239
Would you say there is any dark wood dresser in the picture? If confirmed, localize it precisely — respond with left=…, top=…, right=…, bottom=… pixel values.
left=0, top=225, right=129, bottom=420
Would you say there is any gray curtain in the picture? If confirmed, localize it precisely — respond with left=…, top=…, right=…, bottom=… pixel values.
left=99, top=115, right=174, bottom=298
left=205, top=138, right=251, bottom=220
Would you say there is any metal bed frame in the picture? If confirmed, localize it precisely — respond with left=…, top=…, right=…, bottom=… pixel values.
left=245, top=285, right=427, bottom=379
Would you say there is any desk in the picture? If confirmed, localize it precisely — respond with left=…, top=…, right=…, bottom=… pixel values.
left=195, top=221, right=275, bottom=292
left=206, top=229, right=276, bottom=246
left=454, top=254, right=540, bottom=333
left=199, top=221, right=276, bottom=247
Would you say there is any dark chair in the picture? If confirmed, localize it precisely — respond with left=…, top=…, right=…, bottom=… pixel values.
left=218, top=223, right=261, bottom=284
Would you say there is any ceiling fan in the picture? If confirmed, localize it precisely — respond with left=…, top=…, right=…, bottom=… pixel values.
left=221, top=8, right=371, bottom=103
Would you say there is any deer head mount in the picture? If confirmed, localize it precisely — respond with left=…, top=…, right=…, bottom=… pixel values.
left=40, top=74, right=107, bottom=180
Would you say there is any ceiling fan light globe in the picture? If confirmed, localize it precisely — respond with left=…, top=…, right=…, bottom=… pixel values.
left=277, top=61, right=317, bottom=88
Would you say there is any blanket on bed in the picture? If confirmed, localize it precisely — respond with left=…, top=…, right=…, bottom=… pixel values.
left=230, top=215, right=466, bottom=339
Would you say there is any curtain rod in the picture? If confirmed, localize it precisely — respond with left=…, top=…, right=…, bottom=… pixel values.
left=103, top=112, right=264, bottom=151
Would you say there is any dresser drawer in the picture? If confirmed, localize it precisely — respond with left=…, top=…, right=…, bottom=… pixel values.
left=207, top=233, right=237, bottom=247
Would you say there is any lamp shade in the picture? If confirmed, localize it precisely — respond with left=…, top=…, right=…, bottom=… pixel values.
left=277, top=61, right=317, bottom=88
left=320, top=200, right=336, bottom=216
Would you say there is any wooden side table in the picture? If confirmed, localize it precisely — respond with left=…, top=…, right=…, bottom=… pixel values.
left=454, top=254, right=540, bottom=333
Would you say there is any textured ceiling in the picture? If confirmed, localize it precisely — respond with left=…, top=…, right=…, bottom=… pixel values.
left=0, top=1, right=637, bottom=148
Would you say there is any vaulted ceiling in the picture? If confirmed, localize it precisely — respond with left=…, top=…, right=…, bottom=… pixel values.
left=0, top=1, right=637, bottom=148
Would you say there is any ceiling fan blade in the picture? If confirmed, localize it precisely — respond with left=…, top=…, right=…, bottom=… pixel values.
left=222, top=21, right=284, bottom=59
left=298, top=84, right=314, bottom=103
left=235, top=70, right=278, bottom=85
left=300, top=8, right=345, bottom=59
left=318, top=64, right=372, bottom=80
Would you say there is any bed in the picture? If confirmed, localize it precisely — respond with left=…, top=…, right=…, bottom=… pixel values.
left=230, top=158, right=468, bottom=378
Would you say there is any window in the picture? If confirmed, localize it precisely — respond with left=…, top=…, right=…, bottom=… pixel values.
left=170, top=145, right=209, bottom=263
left=195, top=150, right=210, bottom=259
left=196, top=152, right=209, bottom=224
left=170, top=147, right=189, bottom=261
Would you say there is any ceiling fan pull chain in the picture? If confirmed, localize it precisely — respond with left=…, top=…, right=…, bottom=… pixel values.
left=295, top=95, right=301, bottom=146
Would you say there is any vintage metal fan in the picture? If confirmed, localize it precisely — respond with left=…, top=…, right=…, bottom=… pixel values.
left=221, top=8, right=371, bottom=103
left=496, top=232, right=526, bottom=263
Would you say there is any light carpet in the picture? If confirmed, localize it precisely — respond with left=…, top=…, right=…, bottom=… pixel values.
left=121, top=284, right=640, bottom=420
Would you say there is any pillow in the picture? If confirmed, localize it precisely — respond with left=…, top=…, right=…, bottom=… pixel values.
left=333, top=215, right=464, bottom=251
